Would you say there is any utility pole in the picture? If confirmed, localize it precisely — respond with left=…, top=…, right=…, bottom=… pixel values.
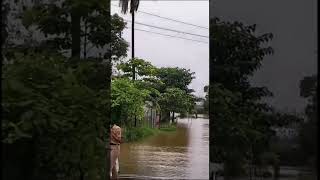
left=131, top=4, right=136, bottom=81
left=131, top=1, right=137, bottom=127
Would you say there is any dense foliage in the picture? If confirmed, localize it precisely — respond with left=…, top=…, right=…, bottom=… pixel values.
left=156, top=67, right=195, bottom=93
left=111, top=78, right=150, bottom=126
left=115, top=58, right=196, bottom=124
left=117, top=58, right=157, bottom=79
left=2, top=53, right=109, bottom=180
left=159, top=88, right=195, bottom=121
left=3, top=0, right=128, bottom=61
left=2, top=0, right=128, bottom=179
left=209, top=17, right=278, bottom=177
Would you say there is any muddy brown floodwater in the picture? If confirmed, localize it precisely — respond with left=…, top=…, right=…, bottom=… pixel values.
left=119, top=118, right=209, bottom=179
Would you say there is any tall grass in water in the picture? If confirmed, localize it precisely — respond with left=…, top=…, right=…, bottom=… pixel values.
left=123, top=127, right=157, bottom=142
left=123, top=124, right=177, bottom=142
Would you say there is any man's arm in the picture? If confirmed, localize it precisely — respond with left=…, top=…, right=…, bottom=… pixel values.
left=112, top=133, right=121, bottom=143
left=111, top=127, right=122, bottom=144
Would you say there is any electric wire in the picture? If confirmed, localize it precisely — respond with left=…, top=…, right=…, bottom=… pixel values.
left=111, top=3, right=209, bottom=29
left=125, top=26, right=208, bottom=44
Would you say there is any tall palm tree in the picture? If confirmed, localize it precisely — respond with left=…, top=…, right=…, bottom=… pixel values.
left=119, top=0, right=140, bottom=81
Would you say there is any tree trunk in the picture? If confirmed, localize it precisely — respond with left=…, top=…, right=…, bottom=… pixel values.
left=162, top=111, right=170, bottom=123
left=71, top=10, right=81, bottom=60
left=171, top=112, right=175, bottom=123
left=134, top=116, right=137, bottom=127
left=159, top=112, right=161, bottom=128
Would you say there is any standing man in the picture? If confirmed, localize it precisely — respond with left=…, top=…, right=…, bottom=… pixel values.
left=110, top=124, right=122, bottom=179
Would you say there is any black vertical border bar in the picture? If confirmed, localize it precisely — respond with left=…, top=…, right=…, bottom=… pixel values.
left=106, top=0, right=112, bottom=179
left=317, top=0, right=319, bottom=175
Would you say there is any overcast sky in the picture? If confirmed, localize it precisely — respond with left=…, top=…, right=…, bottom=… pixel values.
left=210, top=0, right=317, bottom=112
left=111, top=1, right=209, bottom=98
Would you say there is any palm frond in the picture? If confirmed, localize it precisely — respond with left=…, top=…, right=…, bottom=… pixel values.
left=118, top=0, right=139, bottom=14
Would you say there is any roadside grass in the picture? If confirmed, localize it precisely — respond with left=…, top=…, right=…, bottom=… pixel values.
left=124, top=126, right=156, bottom=142
left=123, top=123, right=177, bottom=142
left=158, top=121, right=177, bottom=132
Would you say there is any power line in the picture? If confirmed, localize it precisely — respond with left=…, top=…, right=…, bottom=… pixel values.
left=111, top=3, right=209, bottom=29
left=124, top=19, right=209, bottom=38
left=139, top=11, right=208, bottom=30
left=125, top=26, right=208, bottom=44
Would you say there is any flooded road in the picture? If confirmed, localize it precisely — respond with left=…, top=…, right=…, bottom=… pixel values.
left=119, top=118, right=209, bottom=179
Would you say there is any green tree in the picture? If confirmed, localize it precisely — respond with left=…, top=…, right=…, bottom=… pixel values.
left=159, top=88, right=194, bottom=123
left=156, top=67, right=195, bottom=93
left=117, top=58, right=158, bottom=79
left=13, top=0, right=128, bottom=61
left=111, top=78, right=150, bottom=126
left=2, top=1, right=130, bottom=179
left=209, top=17, right=275, bottom=178
left=116, top=58, right=197, bottom=124
left=153, top=67, right=196, bottom=121
left=2, top=53, right=109, bottom=180
left=117, top=58, right=162, bottom=97
left=116, top=58, right=163, bottom=125
left=110, top=13, right=129, bottom=60
left=134, top=79, right=162, bottom=113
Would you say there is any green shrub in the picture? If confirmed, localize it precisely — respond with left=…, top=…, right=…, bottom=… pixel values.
left=123, top=124, right=177, bottom=143
left=2, top=53, right=109, bottom=180
left=124, top=127, right=158, bottom=142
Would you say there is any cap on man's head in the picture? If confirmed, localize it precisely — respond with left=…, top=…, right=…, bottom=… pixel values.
left=112, top=124, right=120, bottom=129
